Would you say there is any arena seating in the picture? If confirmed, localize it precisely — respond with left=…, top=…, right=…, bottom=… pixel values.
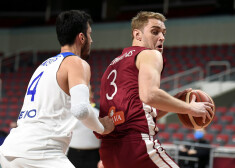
left=185, top=133, right=195, bottom=141
left=178, top=126, right=191, bottom=134
left=157, top=132, right=171, bottom=144
left=156, top=123, right=165, bottom=132
left=165, top=123, right=180, bottom=133
left=219, top=116, right=233, bottom=125
left=223, top=125, right=235, bottom=135
left=208, top=124, right=223, bottom=135
left=228, top=135, right=235, bottom=146
left=0, top=44, right=234, bottom=146
left=214, top=134, right=230, bottom=146
left=215, top=106, right=228, bottom=117
left=171, top=132, right=184, bottom=141
left=204, top=133, right=215, bottom=144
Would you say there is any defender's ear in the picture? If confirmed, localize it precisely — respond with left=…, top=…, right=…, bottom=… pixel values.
left=78, top=33, right=85, bottom=44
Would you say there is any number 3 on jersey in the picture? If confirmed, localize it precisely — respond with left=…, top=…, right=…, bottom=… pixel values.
left=106, top=70, right=117, bottom=100
left=27, top=71, right=44, bottom=101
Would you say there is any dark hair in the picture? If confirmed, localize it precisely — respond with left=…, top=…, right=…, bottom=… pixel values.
left=56, top=10, right=92, bottom=46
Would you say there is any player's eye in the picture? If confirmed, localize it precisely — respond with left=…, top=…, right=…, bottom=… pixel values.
left=152, top=31, right=159, bottom=35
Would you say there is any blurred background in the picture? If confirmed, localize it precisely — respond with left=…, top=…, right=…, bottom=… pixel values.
left=0, top=0, right=235, bottom=167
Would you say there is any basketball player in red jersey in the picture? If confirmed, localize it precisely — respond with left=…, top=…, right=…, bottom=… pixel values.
left=95, top=11, right=214, bottom=168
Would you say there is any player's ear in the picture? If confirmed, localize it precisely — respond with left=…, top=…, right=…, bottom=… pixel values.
left=133, top=29, right=142, bottom=41
left=78, top=33, right=85, bottom=44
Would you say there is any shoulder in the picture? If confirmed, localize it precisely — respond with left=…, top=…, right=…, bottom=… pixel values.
left=136, top=49, right=163, bottom=69
left=139, top=49, right=161, bottom=55
left=63, top=56, right=90, bottom=71
left=63, top=56, right=91, bottom=87
left=137, top=49, right=162, bottom=62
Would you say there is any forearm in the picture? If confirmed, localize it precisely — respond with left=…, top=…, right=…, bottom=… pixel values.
left=80, top=106, right=104, bottom=134
left=143, top=88, right=192, bottom=115
left=70, top=84, right=104, bottom=134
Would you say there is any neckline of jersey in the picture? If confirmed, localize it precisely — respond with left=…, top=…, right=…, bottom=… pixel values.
left=60, top=52, right=77, bottom=57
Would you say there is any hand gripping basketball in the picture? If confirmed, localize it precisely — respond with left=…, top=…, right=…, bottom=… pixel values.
left=178, top=90, right=216, bottom=129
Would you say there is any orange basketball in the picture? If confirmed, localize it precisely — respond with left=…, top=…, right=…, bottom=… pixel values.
left=177, top=90, right=215, bottom=129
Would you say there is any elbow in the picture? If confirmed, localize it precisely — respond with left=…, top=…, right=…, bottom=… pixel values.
left=140, top=94, right=153, bottom=105
left=71, top=102, right=89, bottom=120
left=139, top=89, right=155, bottom=106
left=139, top=88, right=162, bottom=106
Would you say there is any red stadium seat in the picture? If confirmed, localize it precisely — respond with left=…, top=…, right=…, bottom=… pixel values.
left=219, top=116, right=233, bottom=125
left=11, top=85, right=21, bottom=91
left=214, top=134, right=229, bottom=146
left=227, top=107, right=235, bottom=117
left=9, top=111, right=19, bottom=118
left=19, top=97, right=24, bottom=105
left=171, top=133, right=184, bottom=141
left=6, top=90, right=15, bottom=97
left=224, top=125, right=235, bottom=135
left=7, top=104, right=20, bottom=120
left=186, top=133, right=195, bottom=141
left=15, top=90, right=24, bottom=97
left=227, top=135, right=235, bottom=147
left=156, top=123, right=165, bottom=132
left=166, top=123, right=180, bottom=133
left=215, top=106, right=228, bottom=116
left=4, top=119, right=13, bottom=126
left=156, top=132, right=170, bottom=144
left=204, top=133, right=214, bottom=143
left=0, top=104, right=7, bottom=112
left=178, top=126, right=192, bottom=134
left=211, top=115, right=218, bottom=124
left=0, top=97, right=8, bottom=104
left=207, top=124, right=223, bottom=134
left=8, top=97, right=18, bottom=104
left=228, top=107, right=235, bottom=113
left=0, top=111, right=6, bottom=117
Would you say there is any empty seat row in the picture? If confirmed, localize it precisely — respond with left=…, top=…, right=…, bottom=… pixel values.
left=156, top=131, right=235, bottom=147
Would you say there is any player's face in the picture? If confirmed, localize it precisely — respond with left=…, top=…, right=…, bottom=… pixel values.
left=141, top=18, right=166, bottom=54
left=81, top=24, right=93, bottom=60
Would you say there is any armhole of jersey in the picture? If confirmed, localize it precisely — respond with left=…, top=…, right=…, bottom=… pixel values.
left=55, top=54, right=76, bottom=97
left=134, top=49, right=148, bottom=71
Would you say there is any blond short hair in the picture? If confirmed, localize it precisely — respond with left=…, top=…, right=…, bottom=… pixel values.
left=131, top=11, right=166, bottom=39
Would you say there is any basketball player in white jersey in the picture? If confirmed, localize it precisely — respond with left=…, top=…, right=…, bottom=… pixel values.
left=0, top=10, right=114, bottom=168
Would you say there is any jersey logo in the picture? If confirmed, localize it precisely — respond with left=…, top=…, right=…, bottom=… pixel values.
left=108, top=106, right=125, bottom=126
left=41, top=54, right=62, bottom=66
left=110, top=50, right=135, bottom=65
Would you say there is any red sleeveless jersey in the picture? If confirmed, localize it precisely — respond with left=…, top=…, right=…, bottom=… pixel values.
left=98, top=46, right=160, bottom=139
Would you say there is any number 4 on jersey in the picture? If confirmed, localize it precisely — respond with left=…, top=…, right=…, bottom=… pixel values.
left=27, top=71, right=44, bottom=101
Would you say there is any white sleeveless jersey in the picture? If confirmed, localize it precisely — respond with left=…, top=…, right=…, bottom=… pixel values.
left=0, top=52, right=78, bottom=159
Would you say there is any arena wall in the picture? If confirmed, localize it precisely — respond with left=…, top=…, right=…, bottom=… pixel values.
left=0, top=15, right=235, bottom=55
